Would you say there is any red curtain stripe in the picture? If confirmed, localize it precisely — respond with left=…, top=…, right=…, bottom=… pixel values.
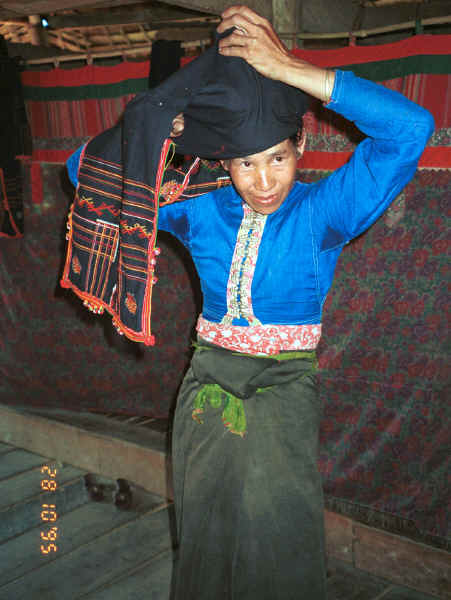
left=21, top=35, right=451, bottom=169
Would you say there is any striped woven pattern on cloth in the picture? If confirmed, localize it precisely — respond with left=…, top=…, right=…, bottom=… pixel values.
left=60, top=137, right=231, bottom=345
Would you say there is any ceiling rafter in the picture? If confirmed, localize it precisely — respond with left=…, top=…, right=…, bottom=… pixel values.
left=0, top=0, right=147, bottom=17
left=0, top=2, right=218, bottom=55
left=1, top=0, right=450, bottom=61
left=362, top=0, right=425, bottom=6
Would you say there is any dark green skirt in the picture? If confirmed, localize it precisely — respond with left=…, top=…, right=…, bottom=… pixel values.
left=171, top=339, right=327, bottom=600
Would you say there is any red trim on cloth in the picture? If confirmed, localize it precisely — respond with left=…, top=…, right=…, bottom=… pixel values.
left=30, top=162, right=43, bottom=204
left=291, top=34, right=451, bottom=68
left=181, top=56, right=196, bottom=67
left=140, top=137, right=175, bottom=346
left=21, top=61, right=150, bottom=87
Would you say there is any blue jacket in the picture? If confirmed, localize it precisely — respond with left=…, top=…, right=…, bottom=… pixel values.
left=157, top=69, right=434, bottom=326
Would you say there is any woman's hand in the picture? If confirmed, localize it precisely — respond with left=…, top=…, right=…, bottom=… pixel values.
left=217, top=5, right=292, bottom=82
left=170, top=113, right=185, bottom=137
left=217, top=5, right=335, bottom=103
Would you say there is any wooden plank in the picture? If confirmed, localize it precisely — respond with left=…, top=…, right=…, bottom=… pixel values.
left=0, top=493, right=165, bottom=587
left=0, top=442, right=15, bottom=455
left=378, top=584, right=446, bottom=599
left=0, top=463, right=85, bottom=510
left=273, top=0, right=298, bottom=47
left=83, top=549, right=173, bottom=600
left=325, top=509, right=354, bottom=564
left=0, top=0, right=141, bottom=15
left=363, top=0, right=423, bottom=5
left=157, top=0, right=273, bottom=20
left=354, top=523, right=451, bottom=600
left=297, top=15, right=451, bottom=40
left=14, top=407, right=167, bottom=454
left=0, top=470, right=88, bottom=543
left=48, top=10, right=217, bottom=29
left=0, top=504, right=173, bottom=599
left=0, top=448, right=53, bottom=480
left=326, top=558, right=389, bottom=600
left=0, top=405, right=170, bottom=499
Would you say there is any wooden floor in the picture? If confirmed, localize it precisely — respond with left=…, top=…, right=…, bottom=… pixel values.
left=0, top=440, right=443, bottom=600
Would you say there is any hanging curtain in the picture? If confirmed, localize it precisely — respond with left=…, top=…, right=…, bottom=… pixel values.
left=0, top=37, right=31, bottom=238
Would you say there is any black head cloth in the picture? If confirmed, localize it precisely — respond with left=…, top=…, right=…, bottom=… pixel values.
left=175, top=33, right=309, bottom=158
left=118, top=30, right=309, bottom=186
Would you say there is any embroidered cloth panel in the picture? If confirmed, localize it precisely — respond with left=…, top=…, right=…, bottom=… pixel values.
left=197, top=315, right=322, bottom=355
left=221, top=203, right=267, bottom=327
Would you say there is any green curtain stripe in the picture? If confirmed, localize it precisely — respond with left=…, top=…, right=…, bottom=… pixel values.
left=337, top=54, right=451, bottom=81
left=22, top=77, right=149, bottom=101
left=23, top=53, right=450, bottom=102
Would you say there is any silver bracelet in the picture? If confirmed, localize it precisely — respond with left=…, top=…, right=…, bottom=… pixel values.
left=323, top=69, right=331, bottom=102
left=324, top=69, right=335, bottom=103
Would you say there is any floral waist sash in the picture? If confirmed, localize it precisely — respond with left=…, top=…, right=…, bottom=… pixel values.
left=196, top=315, right=322, bottom=356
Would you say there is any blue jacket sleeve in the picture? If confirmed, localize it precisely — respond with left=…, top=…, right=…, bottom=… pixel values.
left=157, top=199, right=192, bottom=249
left=66, top=145, right=85, bottom=188
left=310, top=69, right=434, bottom=246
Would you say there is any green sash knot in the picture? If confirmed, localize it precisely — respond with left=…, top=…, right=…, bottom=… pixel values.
left=190, top=342, right=317, bottom=438
left=192, top=384, right=246, bottom=437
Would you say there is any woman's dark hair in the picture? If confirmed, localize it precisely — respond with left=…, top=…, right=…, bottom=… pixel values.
left=289, top=126, right=303, bottom=148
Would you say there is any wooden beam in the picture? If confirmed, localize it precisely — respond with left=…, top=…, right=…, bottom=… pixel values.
left=28, top=14, right=42, bottom=46
left=74, top=29, right=91, bottom=49
left=0, top=23, right=29, bottom=43
left=325, top=512, right=451, bottom=599
left=363, top=0, right=423, bottom=5
left=294, top=14, right=451, bottom=39
left=87, top=31, right=150, bottom=45
left=0, top=19, right=28, bottom=25
left=0, top=0, right=143, bottom=15
left=46, top=8, right=214, bottom=29
left=119, top=26, right=132, bottom=47
left=74, top=25, right=212, bottom=52
left=0, top=404, right=172, bottom=499
left=52, top=18, right=219, bottom=33
left=47, top=30, right=85, bottom=52
left=155, top=26, right=214, bottom=42
left=273, top=0, right=299, bottom=48
left=354, top=523, right=451, bottom=599
left=156, top=0, right=273, bottom=20
left=22, top=37, right=212, bottom=66
left=26, top=46, right=152, bottom=65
